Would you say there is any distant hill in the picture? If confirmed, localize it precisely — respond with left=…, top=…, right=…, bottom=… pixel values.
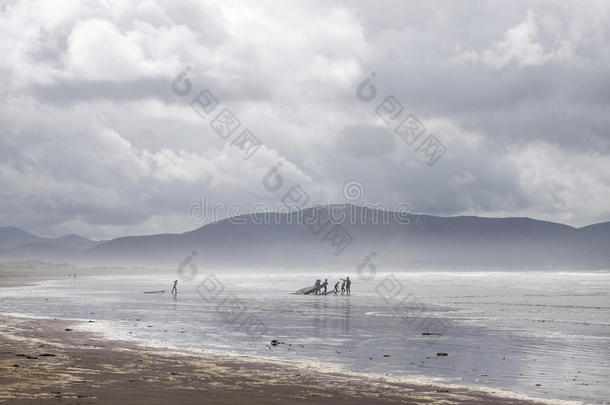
left=1, top=206, right=608, bottom=270
left=0, top=227, right=99, bottom=261
left=51, top=234, right=100, bottom=250
left=0, top=227, right=44, bottom=249
left=83, top=205, right=609, bottom=270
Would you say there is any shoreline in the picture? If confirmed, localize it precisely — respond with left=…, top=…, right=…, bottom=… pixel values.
left=0, top=271, right=585, bottom=405
left=0, top=312, right=563, bottom=405
left=73, top=318, right=583, bottom=405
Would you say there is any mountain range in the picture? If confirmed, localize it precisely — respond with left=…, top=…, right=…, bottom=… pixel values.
left=0, top=227, right=100, bottom=260
left=1, top=205, right=608, bottom=270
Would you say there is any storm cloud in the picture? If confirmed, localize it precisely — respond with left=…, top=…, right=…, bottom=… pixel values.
left=1, top=0, right=609, bottom=239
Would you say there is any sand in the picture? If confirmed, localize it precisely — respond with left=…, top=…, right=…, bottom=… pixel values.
left=0, top=270, right=547, bottom=405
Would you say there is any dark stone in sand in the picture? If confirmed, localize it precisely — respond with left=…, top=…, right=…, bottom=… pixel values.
left=39, top=353, right=56, bottom=357
left=12, top=364, right=19, bottom=367
left=16, top=354, right=25, bottom=357
left=65, top=328, right=73, bottom=332
left=422, top=332, right=443, bottom=336
left=25, top=355, right=38, bottom=359
left=436, top=389, right=450, bottom=393
left=535, top=384, right=541, bottom=386
left=436, top=352, right=448, bottom=356
left=383, top=354, right=391, bottom=357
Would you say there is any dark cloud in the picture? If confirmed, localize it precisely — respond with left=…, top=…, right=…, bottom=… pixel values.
left=1, top=0, right=609, bottom=239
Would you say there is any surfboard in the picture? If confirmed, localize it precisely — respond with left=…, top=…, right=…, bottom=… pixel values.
left=303, top=286, right=321, bottom=295
left=294, top=286, right=314, bottom=294
left=143, top=290, right=166, bottom=294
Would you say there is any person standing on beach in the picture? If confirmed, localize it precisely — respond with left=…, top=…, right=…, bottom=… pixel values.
left=321, top=278, right=328, bottom=294
left=341, top=277, right=351, bottom=295
left=341, top=279, right=346, bottom=295
left=341, top=277, right=352, bottom=295
left=171, top=280, right=178, bottom=295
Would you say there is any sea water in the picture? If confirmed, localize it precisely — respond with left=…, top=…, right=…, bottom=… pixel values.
left=1, top=270, right=608, bottom=404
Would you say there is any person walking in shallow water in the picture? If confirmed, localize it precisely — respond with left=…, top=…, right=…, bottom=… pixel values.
left=314, top=279, right=321, bottom=295
left=341, top=279, right=346, bottom=295
left=321, top=278, right=328, bottom=294
left=171, top=280, right=178, bottom=295
left=341, top=277, right=351, bottom=295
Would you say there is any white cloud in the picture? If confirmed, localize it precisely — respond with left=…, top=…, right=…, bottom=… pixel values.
left=452, top=10, right=577, bottom=68
left=0, top=0, right=609, bottom=239
left=507, top=142, right=610, bottom=226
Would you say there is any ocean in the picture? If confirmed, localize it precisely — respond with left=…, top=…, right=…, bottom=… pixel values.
left=1, top=270, right=608, bottom=404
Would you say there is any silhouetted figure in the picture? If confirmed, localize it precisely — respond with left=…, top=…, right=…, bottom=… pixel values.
left=341, top=277, right=351, bottom=295
left=321, top=278, right=328, bottom=294
left=171, top=280, right=178, bottom=295
left=314, top=279, right=321, bottom=295
left=334, top=281, right=340, bottom=293
left=341, top=279, right=346, bottom=295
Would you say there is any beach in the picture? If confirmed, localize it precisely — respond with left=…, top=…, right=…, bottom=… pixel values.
left=1, top=266, right=607, bottom=404
left=1, top=312, right=547, bottom=405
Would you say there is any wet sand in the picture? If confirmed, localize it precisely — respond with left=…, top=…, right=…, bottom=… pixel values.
left=0, top=269, right=551, bottom=405
left=1, top=316, right=555, bottom=405
left=0, top=262, right=67, bottom=288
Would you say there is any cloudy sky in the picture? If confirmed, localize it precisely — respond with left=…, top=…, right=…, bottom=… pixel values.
left=1, top=0, right=609, bottom=239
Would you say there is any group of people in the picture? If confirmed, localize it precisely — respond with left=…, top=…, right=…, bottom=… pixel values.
left=314, top=276, right=351, bottom=295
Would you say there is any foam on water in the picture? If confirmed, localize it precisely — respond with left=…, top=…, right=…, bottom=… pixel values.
left=1, top=270, right=608, bottom=404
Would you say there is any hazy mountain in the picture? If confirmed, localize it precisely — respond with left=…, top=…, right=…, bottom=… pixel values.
left=1, top=206, right=608, bottom=270
left=579, top=222, right=610, bottom=235
left=0, top=227, right=44, bottom=249
left=0, top=228, right=98, bottom=261
left=5, top=242, right=77, bottom=262
left=51, top=234, right=100, bottom=250
left=82, top=205, right=609, bottom=270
